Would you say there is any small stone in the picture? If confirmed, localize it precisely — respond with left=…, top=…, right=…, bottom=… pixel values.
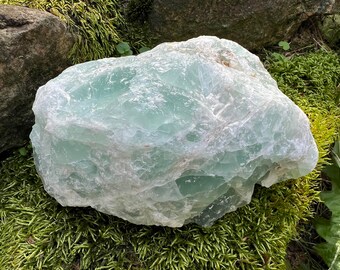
left=30, top=36, right=318, bottom=227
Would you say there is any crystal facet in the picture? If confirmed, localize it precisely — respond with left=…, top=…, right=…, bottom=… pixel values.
left=30, top=36, right=318, bottom=227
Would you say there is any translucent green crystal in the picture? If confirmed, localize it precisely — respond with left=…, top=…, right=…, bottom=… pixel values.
left=30, top=36, right=318, bottom=227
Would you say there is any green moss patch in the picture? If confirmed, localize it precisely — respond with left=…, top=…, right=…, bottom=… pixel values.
left=1, top=50, right=339, bottom=269
left=0, top=151, right=325, bottom=270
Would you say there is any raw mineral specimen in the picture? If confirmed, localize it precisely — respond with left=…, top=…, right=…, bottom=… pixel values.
left=30, top=36, right=318, bottom=227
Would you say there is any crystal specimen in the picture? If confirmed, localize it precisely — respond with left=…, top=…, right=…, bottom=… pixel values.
left=30, top=36, right=318, bottom=227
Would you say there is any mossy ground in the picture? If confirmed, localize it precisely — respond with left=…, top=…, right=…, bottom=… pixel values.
left=1, top=1, right=340, bottom=269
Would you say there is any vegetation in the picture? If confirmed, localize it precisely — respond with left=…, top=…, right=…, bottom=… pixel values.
left=1, top=1, right=340, bottom=269
left=315, top=138, right=340, bottom=269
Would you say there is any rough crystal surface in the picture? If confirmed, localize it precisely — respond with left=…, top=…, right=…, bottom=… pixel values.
left=30, top=36, right=318, bottom=227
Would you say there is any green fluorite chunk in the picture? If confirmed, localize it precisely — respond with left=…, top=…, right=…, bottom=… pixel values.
left=30, top=36, right=318, bottom=227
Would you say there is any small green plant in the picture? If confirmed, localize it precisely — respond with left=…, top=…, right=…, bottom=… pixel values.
left=138, top=46, right=151, bottom=54
left=271, top=52, right=288, bottom=62
left=268, top=41, right=290, bottom=63
left=18, top=147, right=28, bottom=157
left=115, top=42, right=150, bottom=56
left=278, top=41, right=290, bottom=51
left=315, top=137, right=340, bottom=269
left=116, top=42, right=133, bottom=56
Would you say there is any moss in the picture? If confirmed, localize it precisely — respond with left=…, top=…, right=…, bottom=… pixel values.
left=0, top=50, right=339, bottom=269
left=267, top=50, right=340, bottom=111
left=0, top=153, right=319, bottom=270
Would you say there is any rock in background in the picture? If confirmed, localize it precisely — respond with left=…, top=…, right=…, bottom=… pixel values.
left=0, top=5, right=75, bottom=154
left=147, top=0, right=340, bottom=50
left=319, top=14, right=340, bottom=46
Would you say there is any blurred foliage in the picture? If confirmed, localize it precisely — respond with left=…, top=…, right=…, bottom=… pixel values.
left=315, top=138, right=340, bottom=269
